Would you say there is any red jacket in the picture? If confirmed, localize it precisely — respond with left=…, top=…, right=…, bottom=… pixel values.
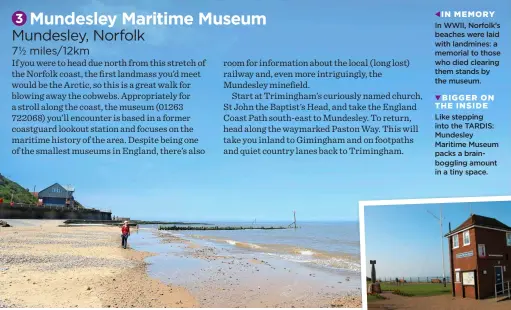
left=122, top=225, right=130, bottom=235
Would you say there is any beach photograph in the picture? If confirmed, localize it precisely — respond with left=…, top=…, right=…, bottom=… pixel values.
left=0, top=174, right=362, bottom=308
left=360, top=197, right=511, bottom=310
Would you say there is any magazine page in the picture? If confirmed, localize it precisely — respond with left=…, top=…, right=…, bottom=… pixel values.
left=1, top=1, right=509, bottom=309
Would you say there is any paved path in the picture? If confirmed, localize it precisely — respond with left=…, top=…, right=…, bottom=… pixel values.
left=369, top=292, right=510, bottom=310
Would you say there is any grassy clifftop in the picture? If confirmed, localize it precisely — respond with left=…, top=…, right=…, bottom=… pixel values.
left=0, top=174, right=37, bottom=204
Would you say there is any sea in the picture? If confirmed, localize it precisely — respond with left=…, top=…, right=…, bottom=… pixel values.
left=133, top=221, right=361, bottom=272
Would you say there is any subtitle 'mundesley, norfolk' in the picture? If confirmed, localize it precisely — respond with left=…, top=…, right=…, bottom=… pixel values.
left=13, top=29, right=145, bottom=44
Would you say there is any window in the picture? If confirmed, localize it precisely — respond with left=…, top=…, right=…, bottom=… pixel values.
left=463, top=231, right=470, bottom=246
left=455, top=271, right=460, bottom=283
left=478, top=244, right=486, bottom=258
left=452, top=234, right=459, bottom=249
left=507, top=232, right=511, bottom=246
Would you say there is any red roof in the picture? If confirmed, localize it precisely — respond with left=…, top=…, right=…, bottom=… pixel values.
left=449, top=214, right=511, bottom=235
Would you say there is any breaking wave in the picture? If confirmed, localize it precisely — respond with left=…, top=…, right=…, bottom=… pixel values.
left=224, top=239, right=262, bottom=249
left=189, top=235, right=360, bottom=272
left=153, top=227, right=360, bottom=273
left=264, top=252, right=361, bottom=272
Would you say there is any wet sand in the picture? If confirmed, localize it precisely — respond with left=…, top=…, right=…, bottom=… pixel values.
left=0, top=221, right=196, bottom=308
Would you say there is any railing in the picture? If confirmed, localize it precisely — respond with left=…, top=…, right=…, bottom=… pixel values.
left=2, top=202, right=44, bottom=208
left=375, top=276, right=452, bottom=284
left=5, top=203, right=78, bottom=210
left=495, top=281, right=510, bottom=300
left=1, top=203, right=110, bottom=213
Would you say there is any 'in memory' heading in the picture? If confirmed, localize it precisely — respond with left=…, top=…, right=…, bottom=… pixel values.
left=30, top=12, right=267, bottom=27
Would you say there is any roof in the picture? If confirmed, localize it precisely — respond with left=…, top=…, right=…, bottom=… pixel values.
left=62, top=185, right=75, bottom=192
left=39, top=183, right=74, bottom=193
left=445, top=214, right=511, bottom=237
left=38, top=183, right=75, bottom=199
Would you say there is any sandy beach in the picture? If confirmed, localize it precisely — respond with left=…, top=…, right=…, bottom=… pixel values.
left=0, top=220, right=196, bottom=308
left=0, top=220, right=361, bottom=308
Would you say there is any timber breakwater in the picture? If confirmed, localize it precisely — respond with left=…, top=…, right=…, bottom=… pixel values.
left=158, top=225, right=288, bottom=231
left=61, top=220, right=210, bottom=227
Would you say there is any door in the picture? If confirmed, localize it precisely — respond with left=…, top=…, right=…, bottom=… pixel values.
left=495, top=266, right=503, bottom=294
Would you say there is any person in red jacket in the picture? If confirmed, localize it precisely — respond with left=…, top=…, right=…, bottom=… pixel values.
left=121, top=221, right=130, bottom=249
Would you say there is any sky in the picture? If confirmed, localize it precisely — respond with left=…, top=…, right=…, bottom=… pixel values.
left=1, top=0, right=510, bottom=222
left=364, top=200, right=511, bottom=278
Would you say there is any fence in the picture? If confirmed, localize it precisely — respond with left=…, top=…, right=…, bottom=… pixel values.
left=5, top=203, right=109, bottom=213
left=495, top=281, right=510, bottom=299
left=9, top=202, right=80, bottom=210
left=376, top=276, right=452, bottom=284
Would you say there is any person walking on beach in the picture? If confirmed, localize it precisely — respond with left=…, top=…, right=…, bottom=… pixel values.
left=121, top=221, right=130, bottom=249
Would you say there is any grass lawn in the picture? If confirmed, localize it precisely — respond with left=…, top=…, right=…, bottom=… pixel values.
left=367, top=281, right=452, bottom=299
left=367, top=294, right=380, bottom=302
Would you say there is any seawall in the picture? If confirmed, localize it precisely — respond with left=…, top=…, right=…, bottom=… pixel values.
left=0, top=203, right=112, bottom=220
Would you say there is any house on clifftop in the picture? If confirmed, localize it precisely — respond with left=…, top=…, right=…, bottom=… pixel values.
left=38, top=183, right=75, bottom=208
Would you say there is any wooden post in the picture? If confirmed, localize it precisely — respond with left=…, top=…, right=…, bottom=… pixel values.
left=293, top=211, right=297, bottom=229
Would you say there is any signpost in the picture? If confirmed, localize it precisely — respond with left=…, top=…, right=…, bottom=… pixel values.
left=462, top=271, right=475, bottom=286
left=456, top=250, right=474, bottom=259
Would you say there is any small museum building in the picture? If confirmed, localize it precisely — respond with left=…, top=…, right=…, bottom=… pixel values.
left=37, top=183, right=75, bottom=208
left=445, top=214, right=511, bottom=299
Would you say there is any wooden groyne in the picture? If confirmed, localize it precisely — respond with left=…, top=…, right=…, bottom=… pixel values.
left=158, top=225, right=288, bottom=231
left=132, top=220, right=210, bottom=225
left=63, top=220, right=210, bottom=226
